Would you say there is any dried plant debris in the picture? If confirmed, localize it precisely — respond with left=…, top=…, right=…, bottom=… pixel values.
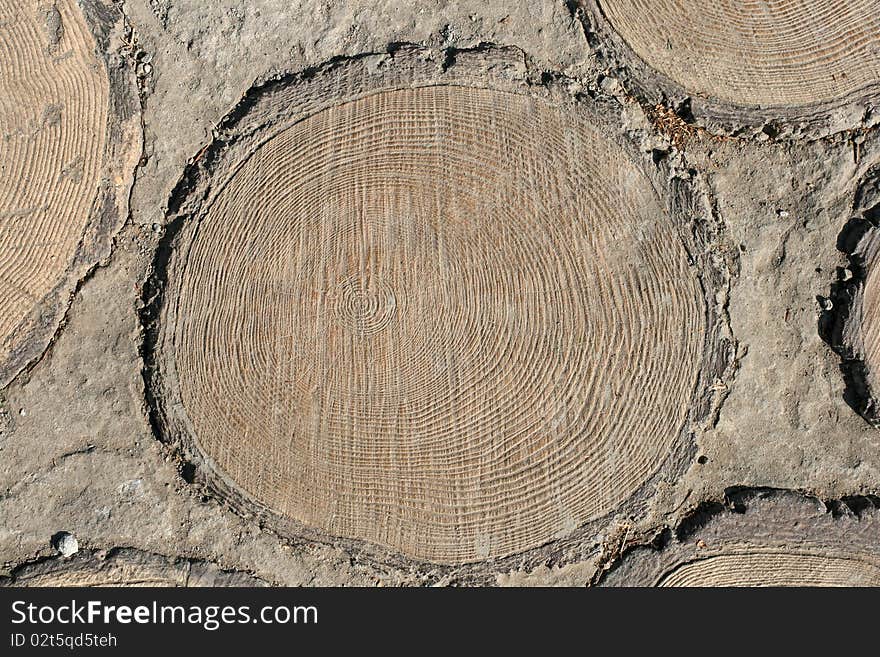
left=142, top=46, right=732, bottom=569
left=578, top=1, right=880, bottom=135
left=600, top=490, right=880, bottom=586
left=0, top=0, right=141, bottom=387
left=1, top=548, right=267, bottom=587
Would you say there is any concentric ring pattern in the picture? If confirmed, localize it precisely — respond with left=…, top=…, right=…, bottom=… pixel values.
left=598, top=0, right=880, bottom=107
left=0, top=0, right=109, bottom=372
left=659, top=552, right=880, bottom=587
left=172, top=85, right=705, bottom=563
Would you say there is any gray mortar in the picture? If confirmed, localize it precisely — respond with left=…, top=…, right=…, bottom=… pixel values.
left=1, top=0, right=879, bottom=586
left=41, top=2, right=65, bottom=53
left=2, top=547, right=268, bottom=586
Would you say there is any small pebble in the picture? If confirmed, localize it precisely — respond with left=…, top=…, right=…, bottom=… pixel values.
left=52, top=532, right=79, bottom=557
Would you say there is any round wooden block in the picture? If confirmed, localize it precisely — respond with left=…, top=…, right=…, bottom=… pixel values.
left=150, top=48, right=714, bottom=565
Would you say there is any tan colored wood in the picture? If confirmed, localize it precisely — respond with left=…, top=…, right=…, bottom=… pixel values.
left=0, top=1, right=108, bottom=367
left=659, top=552, right=880, bottom=587
left=597, top=0, right=880, bottom=108
left=167, top=81, right=706, bottom=564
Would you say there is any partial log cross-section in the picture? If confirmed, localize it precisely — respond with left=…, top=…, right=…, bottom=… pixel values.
left=150, top=49, right=712, bottom=565
left=826, top=166, right=880, bottom=424
left=0, top=0, right=140, bottom=386
left=658, top=552, right=880, bottom=587
left=595, top=0, right=880, bottom=111
left=601, top=492, right=880, bottom=587
left=856, top=232, right=880, bottom=405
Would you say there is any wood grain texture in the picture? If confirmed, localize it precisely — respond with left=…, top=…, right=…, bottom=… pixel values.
left=596, top=0, right=880, bottom=108
left=154, top=50, right=713, bottom=566
left=1, top=549, right=266, bottom=587
left=659, top=552, right=880, bottom=587
left=600, top=492, right=880, bottom=587
left=0, top=0, right=139, bottom=386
